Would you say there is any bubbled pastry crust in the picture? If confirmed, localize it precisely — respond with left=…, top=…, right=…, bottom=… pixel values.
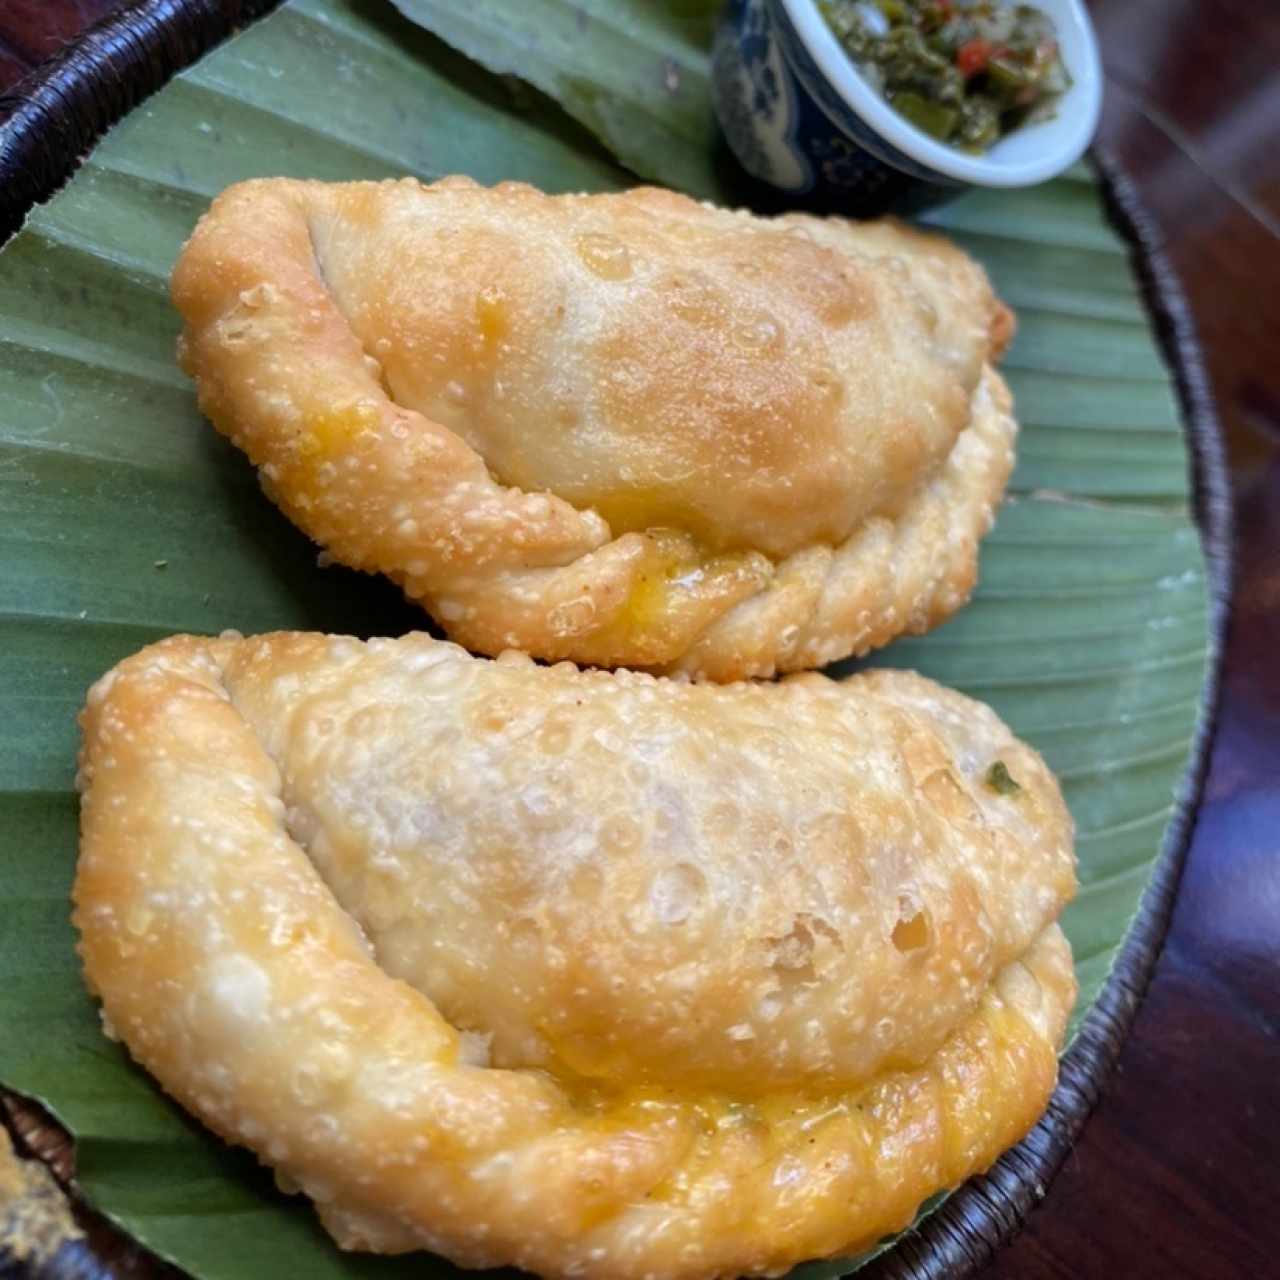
left=172, top=177, right=1017, bottom=679
left=75, top=632, right=1077, bottom=1280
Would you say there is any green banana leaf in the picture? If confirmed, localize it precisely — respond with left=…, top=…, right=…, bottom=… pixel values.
left=0, top=0, right=1209, bottom=1276
left=389, top=0, right=725, bottom=194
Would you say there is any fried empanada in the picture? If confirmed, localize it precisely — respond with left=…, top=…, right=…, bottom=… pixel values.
left=172, top=178, right=1016, bottom=680
left=76, top=632, right=1076, bottom=1279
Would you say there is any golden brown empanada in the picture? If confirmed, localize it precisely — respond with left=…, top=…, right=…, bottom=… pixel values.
left=172, top=178, right=1016, bottom=680
left=76, top=632, right=1075, bottom=1279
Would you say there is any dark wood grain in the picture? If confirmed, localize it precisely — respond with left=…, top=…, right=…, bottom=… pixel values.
left=1, top=1, right=1278, bottom=1277
left=978, top=1, right=1280, bottom=1276
left=0, top=1, right=119, bottom=74
left=0, top=44, right=33, bottom=92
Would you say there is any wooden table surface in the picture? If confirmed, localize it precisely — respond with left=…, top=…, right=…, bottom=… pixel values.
left=2, top=2, right=1278, bottom=1277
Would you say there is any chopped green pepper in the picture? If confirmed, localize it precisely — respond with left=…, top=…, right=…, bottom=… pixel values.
left=892, top=92, right=959, bottom=140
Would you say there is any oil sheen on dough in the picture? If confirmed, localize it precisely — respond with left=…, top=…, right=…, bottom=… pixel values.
left=75, top=632, right=1076, bottom=1280
left=172, top=178, right=1017, bottom=679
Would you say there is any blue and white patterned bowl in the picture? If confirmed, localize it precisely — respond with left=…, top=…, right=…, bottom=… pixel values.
left=712, top=0, right=1102, bottom=213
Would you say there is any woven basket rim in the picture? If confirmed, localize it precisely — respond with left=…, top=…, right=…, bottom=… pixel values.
left=0, top=3, right=1234, bottom=1277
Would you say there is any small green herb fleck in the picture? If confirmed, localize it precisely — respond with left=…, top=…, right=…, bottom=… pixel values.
left=986, top=760, right=1022, bottom=795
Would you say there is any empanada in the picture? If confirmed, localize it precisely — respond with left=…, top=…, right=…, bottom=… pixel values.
left=76, top=632, right=1076, bottom=1279
left=173, top=178, right=1016, bottom=680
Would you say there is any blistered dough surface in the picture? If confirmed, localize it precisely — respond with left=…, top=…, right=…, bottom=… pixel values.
left=76, top=632, right=1076, bottom=1280
left=172, top=177, right=1016, bottom=678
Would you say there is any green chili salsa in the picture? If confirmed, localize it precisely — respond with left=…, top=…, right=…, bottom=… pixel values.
left=819, top=0, right=1071, bottom=152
